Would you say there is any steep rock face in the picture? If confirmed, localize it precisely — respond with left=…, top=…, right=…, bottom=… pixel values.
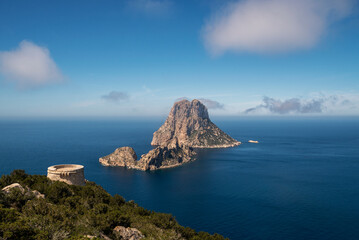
left=151, top=99, right=240, bottom=148
left=136, top=138, right=196, bottom=171
left=99, top=147, right=137, bottom=168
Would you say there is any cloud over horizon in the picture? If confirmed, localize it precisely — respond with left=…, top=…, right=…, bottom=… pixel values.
left=102, top=91, right=129, bottom=103
left=0, top=40, right=64, bottom=87
left=203, top=0, right=353, bottom=55
left=245, top=96, right=324, bottom=114
left=244, top=94, right=357, bottom=115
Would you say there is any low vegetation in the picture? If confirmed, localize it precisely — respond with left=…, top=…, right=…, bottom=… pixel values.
left=0, top=170, right=228, bottom=240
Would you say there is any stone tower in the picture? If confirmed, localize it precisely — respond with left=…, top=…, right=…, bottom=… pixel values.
left=47, top=164, right=85, bottom=186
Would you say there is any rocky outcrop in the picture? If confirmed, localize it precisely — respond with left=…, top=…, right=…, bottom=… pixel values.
left=2, top=183, right=45, bottom=199
left=99, top=99, right=240, bottom=170
left=99, top=147, right=137, bottom=167
left=2, top=183, right=26, bottom=194
left=32, top=189, right=45, bottom=199
left=151, top=99, right=241, bottom=148
left=136, top=138, right=196, bottom=171
left=99, top=139, right=196, bottom=171
left=113, top=226, right=144, bottom=240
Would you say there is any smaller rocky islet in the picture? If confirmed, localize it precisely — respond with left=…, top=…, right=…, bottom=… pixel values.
left=100, top=138, right=196, bottom=171
left=99, top=99, right=241, bottom=171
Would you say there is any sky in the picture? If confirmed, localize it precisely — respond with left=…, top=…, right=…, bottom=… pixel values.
left=0, top=0, right=359, bottom=117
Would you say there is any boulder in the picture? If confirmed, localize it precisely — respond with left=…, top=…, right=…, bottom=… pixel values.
left=2, top=183, right=45, bottom=199
left=2, top=183, right=25, bottom=194
left=113, top=226, right=144, bottom=240
left=32, top=189, right=45, bottom=199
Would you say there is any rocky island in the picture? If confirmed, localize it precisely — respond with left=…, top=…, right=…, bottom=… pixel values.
left=100, top=138, right=196, bottom=171
left=99, top=99, right=241, bottom=170
left=152, top=99, right=240, bottom=148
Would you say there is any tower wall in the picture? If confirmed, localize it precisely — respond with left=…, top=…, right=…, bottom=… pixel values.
left=47, top=164, right=85, bottom=186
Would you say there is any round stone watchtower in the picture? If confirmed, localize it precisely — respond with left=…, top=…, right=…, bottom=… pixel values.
left=47, top=164, right=85, bottom=186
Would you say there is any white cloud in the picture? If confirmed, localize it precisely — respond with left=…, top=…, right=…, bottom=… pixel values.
left=203, top=0, right=353, bottom=54
left=127, top=0, right=172, bottom=16
left=198, top=98, right=224, bottom=109
left=0, top=40, right=64, bottom=87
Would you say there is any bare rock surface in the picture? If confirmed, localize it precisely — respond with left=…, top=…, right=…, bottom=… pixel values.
left=100, top=139, right=196, bottom=171
left=2, top=183, right=26, bottom=194
left=32, top=189, right=45, bottom=199
left=99, top=147, right=137, bottom=167
left=113, top=226, right=144, bottom=240
left=151, top=99, right=241, bottom=148
left=2, top=183, right=45, bottom=199
left=136, top=138, right=196, bottom=171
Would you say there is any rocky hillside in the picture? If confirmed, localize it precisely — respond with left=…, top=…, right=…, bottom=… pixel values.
left=0, top=170, right=228, bottom=240
left=151, top=99, right=240, bottom=148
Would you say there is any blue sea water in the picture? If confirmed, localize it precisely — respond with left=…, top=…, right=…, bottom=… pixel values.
left=0, top=117, right=358, bottom=240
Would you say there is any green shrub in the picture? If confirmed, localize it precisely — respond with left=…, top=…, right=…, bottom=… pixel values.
left=45, top=181, right=73, bottom=203
left=0, top=170, right=228, bottom=240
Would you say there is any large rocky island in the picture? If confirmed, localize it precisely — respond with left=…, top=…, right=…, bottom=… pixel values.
left=152, top=99, right=240, bottom=148
left=99, top=99, right=241, bottom=170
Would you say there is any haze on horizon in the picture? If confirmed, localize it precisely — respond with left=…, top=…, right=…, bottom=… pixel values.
left=0, top=0, right=358, bottom=118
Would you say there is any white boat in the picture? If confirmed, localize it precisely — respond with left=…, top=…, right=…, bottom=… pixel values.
left=248, top=140, right=259, bottom=143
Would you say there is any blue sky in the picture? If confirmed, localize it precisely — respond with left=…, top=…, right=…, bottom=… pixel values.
left=0, top=0, right=359, bottom=117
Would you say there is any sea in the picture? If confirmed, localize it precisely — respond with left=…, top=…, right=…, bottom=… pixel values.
left=0, top=117, right=358, bottom=240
